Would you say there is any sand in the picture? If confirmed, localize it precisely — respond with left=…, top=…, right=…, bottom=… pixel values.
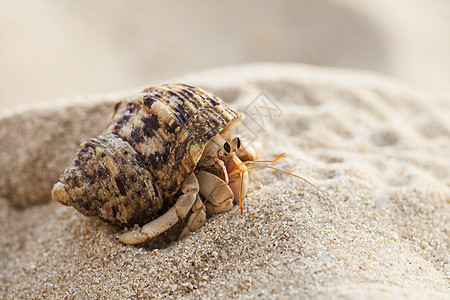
left=0, top=63, right=449, bottom=298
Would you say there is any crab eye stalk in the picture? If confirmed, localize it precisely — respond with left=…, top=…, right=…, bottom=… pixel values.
left=223, top=141, right=231, bottom=154
left=228, top=137, right=241, bottom=153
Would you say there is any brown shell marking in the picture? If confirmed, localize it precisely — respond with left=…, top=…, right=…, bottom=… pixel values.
left=52, top=83, right=241, bottom=227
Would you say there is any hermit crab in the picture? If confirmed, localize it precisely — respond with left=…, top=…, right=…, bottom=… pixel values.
left=52, top=83, right=327, bottom=245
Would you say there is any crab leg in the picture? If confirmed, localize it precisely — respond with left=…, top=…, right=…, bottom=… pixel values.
left=119, top=173, right=202, bottom=244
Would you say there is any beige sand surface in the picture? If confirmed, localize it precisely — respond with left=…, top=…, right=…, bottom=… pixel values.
left=0, top=63, right=449, bottom=298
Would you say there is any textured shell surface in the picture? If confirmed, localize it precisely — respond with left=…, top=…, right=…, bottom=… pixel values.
left=52, top=83, right=241, bottom=227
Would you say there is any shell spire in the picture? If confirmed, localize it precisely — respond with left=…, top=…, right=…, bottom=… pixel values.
left=51, top=134, right=164, bottom=226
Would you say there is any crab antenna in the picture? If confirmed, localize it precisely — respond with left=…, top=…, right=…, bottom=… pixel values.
left=229, top=154, right=246, bottom=214
left=239, top=171, right=244, bottom=215
left=237, top=153, right=285, bottom=167
left=247, top=166, right=330, bottom=201
left=230, top=152, right=286, bottom=176
left=230, top=153, right=330, bottom=202
left=230, top=153, right=286, bottom=214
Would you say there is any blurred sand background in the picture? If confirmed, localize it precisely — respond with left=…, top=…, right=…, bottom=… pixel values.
left=1, top=0, right=450, bottom=110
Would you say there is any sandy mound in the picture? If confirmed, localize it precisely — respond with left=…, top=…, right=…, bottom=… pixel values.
left=0, top=63, right=449, bottom=298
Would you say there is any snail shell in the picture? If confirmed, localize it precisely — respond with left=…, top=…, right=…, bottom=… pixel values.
left=52, top=84, right=241, bottom=227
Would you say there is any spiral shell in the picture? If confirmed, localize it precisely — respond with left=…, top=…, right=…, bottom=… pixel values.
left=52, top=84, right=241, bottom=227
